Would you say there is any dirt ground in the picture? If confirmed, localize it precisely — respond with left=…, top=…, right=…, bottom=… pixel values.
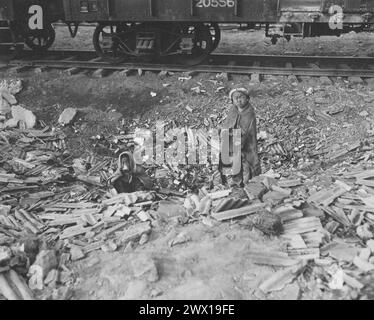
left=1, top=25, right=374, bottom=301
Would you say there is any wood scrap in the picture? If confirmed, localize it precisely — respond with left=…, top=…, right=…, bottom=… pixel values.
left=7, top=270, right=34, bottom=300
left=282, top=217, right=323, bottom=234
left=282, top=234, right=308, bottom=249
left=118, top=222, right=152, bottom=244
left=259, top=261, right=306, bottom=294
left=59, top=226, right=93, bottom=240
left=307, top=181, right=351, bottom=207
left=212, top=203, right=266, bottom=221
left=277, top=179, right=302, bottom=188
left=343, top=272, right=364, bottom=290
left=287, top=248, right=320, bottom=260
left=321, top=206, right=352, bottom=227
left=274, top=206, right=303, bottom=222
left=208, top=189, right=231, bottom=200
left=0, top=273, right=20, bottom=300
left=95, top=221, right=128, bottom=240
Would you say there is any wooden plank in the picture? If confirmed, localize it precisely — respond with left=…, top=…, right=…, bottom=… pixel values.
left=356, top=179, right=374, bottom=187
left=118, top=222, right=152, bottom=243
left=277, top=179, right=302, bottom=188
left=287, top=248, right=320, bottom=260
left=282, top=217, right=323, bottom=234
left=282, top=234, right=308, bottom=249
left=19, top=209, right=44, bottom=229
left=343, top=272, right=364, bottom=290
left=7, top=270, right=34, bottom=300
left=350, top=169, right=374, bottom=180
left=0, top=273, right=20, bottom=300
left=320, top=206, right=352, bottom=227
left=47, top=218, right=82, bottom=227
left=59, top=226, right=92, bottom=240
left=273, top=205, right=303, bottom=222
left=83, top=241, right=105, bottom=253
left=212, top=203, right=266, bottom=221
left=208, top=189, right=231, bottom=200
left=330, top=206, right=351, bottom=226
left=307, top=181, right=351, bottom=206
left=46, top=202, right=96, bottom=209
left=95, top=221, right=128, bottom=240
left=301, top=231, right=324, bottom=247
left=14, top=210, right=39, bottom=234
left=334, top=203, right=374, bottom=213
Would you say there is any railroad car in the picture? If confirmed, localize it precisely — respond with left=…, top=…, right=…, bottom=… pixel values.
left=0, top=0, right=64, bottom=52
left=1, top=0, right=374, bottom=64
left=61, top=0, right=374, bottom=64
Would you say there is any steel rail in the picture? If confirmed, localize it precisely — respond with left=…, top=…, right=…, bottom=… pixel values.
left=6, top=58, right=374, bottom=77
left=16, top=50, right=374, bottom=63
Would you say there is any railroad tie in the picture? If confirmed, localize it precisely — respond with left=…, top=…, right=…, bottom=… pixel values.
left=90, top=57, right=111, bottom=78
left=308, top=63, right=332, bottom=85
left=117, top=69, right=132, bottom=77
left=250, top=61, right=261, bottom=83
left=8, top=65, right=32, bottom=73
left=286, top=62, right=298, bottom=83
left=61, top=55, right=83, bottom=75
left=339, top=63, right=363, bottom=85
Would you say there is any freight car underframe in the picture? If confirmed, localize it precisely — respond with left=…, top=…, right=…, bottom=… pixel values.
left=90, top=22, right=223, bottom=65
left=1, top=19, right=373, bottom=62
left=81, top=18, right=373, bottom=64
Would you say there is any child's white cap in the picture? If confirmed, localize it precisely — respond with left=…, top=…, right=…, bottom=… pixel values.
left=229, top=88, right=249, bottom=102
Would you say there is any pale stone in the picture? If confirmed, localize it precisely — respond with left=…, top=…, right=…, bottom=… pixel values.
left=5, top=118, right=19, bottom=128
left=11, top=105, right=36, bottom=129
left=58, top=108, right=77, bottom=125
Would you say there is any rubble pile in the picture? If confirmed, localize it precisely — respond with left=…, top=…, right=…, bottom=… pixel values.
left=1, top=77, right=374, bottom=300
left=99, top=79, right=374, bottom=177
left=239, top=164, right=374, bottom=298
left=255, top=85, right=374, bottom=172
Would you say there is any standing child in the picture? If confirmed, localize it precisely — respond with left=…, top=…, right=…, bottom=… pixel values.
left=221, top=88, right=261, bottom=187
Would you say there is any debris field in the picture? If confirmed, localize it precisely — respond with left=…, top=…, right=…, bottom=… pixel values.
left=1, top=66, right=374, bottom=300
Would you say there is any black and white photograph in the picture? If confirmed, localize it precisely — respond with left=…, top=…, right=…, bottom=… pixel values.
left=1, top=0, right=374, bottom=306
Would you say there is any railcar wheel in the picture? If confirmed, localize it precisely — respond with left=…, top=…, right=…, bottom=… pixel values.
left=207, top=23, right=221, bottom=51
left=24, top=23, right=55, bottom=52
left=177, top=24, right=213, bottom=66
left=93, top=24, right=127, bottom=63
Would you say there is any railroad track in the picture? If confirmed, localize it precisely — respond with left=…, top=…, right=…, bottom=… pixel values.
left=2, top=50, right=374, bottom=81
